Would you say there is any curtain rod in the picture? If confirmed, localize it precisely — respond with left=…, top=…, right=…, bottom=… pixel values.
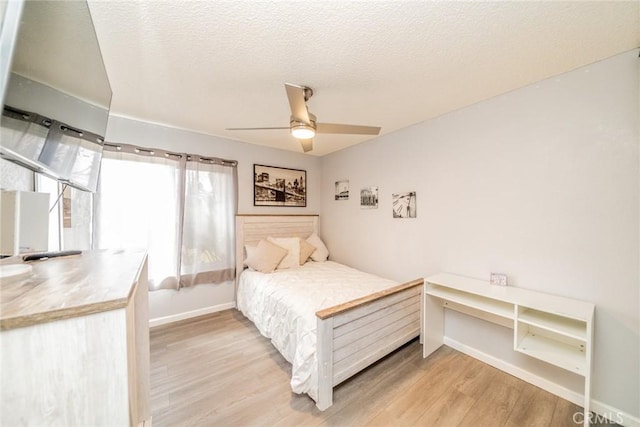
left=103, top=142, right=238, bottom=167
left=3, top=105, right=104, bottom=145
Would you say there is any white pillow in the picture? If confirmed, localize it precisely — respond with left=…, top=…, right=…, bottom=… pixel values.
left=266, top=236, right=301, bottom=269
left=306, top=233, right=329, bottom=262
left=244, top=244, right=256, bottom=266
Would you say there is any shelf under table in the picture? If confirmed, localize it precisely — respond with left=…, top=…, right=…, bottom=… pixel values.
left=516, top=333, right=586, bottom=375
left=427, top=286, right=514, bottom=319
left=518, top=308, right=587, bottom=341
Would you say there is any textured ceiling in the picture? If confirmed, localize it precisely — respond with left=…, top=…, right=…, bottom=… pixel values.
left=87, top=1, right=640, bottom=156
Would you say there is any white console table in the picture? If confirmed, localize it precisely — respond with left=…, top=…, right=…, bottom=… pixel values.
left=423, top=273, right=594, bottom=426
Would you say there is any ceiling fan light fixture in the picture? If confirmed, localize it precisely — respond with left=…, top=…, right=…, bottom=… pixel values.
left=290, top=122, right=316, bottom=139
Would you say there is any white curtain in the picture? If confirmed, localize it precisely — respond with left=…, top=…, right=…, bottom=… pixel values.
left=94, top=148, right=237, bottom=291
left=180, top=160, right=237, bottom=287
left=94, top=151, right=182, bottom=290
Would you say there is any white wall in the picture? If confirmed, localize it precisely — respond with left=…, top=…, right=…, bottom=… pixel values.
left=320, top=50, right=639, bottom=420
left=5, top=73, right=109, bottom=136
left=104, top=116, right=321, bottom=322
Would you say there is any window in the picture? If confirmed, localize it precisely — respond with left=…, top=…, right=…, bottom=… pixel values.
left=35, top=174, right=62, bottom=252
left=35, top=173, right=94, bottom=252
left=62, top=185, right=93, bottom=251
left=94, top=148, right=237, bottom=291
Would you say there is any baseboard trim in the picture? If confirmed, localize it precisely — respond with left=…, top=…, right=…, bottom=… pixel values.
left=443, top=337, right=639, bottom=427
left=149, top=302, right=236, bottom=328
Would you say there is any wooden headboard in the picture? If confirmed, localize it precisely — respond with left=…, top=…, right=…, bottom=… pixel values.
left=235, top=214, right=319, bottom=287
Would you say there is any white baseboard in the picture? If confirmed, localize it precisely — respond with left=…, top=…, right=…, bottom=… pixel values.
left=149, top=302, right=236, bottom=328
left=444, top=337, right=639, bottom=427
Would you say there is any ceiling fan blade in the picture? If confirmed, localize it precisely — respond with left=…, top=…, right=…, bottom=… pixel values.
left=299, top=139, right=313, bottom=153
left=285, top=83, right=311, bottom=123
left=316, top=122, right=381, bottom=135
left=226, top=127, right=289, bottom=131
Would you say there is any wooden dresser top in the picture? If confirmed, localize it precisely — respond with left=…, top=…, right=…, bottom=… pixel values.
left=0, top=250, right=147, bottom=331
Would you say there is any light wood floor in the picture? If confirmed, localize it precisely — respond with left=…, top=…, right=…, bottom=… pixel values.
left=150, top=309, right=586, bottom=427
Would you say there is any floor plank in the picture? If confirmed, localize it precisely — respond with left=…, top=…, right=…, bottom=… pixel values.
left=458, top=368, right=525, bottom=427
left=551, top=398, right=584, bottom=427
left=505, top=384, right=558, bottom=427
left=149, top=309, right=586, bottom=426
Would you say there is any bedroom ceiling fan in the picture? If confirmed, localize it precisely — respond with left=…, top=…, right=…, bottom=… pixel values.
left=226, top=83, right=381, bottom=153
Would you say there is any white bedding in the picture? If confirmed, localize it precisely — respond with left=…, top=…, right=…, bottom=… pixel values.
left=236, top=261, right=397, bottom=401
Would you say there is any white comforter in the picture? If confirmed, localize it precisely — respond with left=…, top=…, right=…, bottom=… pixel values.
left=236, top=261, right=397, bottom=401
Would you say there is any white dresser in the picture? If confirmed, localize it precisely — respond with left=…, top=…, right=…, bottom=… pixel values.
left=0, top=250, right=151, bottom=426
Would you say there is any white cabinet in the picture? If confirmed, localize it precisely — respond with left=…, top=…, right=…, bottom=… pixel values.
left=423, top=273, right=594, bottom=427
left=0, top=190, right=49, bottom=255
left=0, top=250, right=150, bottom=426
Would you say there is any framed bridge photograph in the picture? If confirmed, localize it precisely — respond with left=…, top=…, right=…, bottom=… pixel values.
left=254, top=164, right=307, bottom=207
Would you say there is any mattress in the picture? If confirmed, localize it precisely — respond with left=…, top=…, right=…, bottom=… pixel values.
left=236, top=260, right=398, bottom=401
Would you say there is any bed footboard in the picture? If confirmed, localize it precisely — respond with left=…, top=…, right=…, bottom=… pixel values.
left=315, top=278, right=424, bottom=410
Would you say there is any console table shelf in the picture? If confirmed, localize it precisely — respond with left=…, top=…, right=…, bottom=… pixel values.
left=517, top=308, right=587, bottom=341
left=516, top=332, right=586, bottom=374
left=426, top=286, right=514, bottom=319
left=423, top=273, right=594, bottom=427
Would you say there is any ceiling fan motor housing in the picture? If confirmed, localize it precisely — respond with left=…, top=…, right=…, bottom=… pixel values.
left=290, top=114, right=316, bottom=139
left=302, top=86, right=313, bottom=102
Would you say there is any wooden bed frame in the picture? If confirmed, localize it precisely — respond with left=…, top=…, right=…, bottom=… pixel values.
left=235, top=214, right=424, bottom=410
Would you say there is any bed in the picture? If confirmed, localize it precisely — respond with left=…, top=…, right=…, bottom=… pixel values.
left=235, top=214, right=423, bottom=410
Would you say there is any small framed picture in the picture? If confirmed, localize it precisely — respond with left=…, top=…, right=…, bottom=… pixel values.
left=254, top=164, right=306, bottom=207
left=360, top=186, right=378, bottom=209
left=392, top=191, right=417, bottom=218
left=335, top=180, right=349, bottom=200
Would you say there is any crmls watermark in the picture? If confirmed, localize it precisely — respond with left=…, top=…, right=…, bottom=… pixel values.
left=572, top=411, right=624, bottom=425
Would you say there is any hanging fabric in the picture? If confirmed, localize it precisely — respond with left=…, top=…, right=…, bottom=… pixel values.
left=179, top=156, right=238, bottom=287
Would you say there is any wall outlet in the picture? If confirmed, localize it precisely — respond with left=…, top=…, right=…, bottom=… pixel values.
left=490, top=273, right=508, bottom=286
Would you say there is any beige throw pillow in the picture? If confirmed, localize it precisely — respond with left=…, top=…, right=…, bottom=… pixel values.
left=299, top=238, right=317, bottom=264
left=244, top=239, right=288, bottom=273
